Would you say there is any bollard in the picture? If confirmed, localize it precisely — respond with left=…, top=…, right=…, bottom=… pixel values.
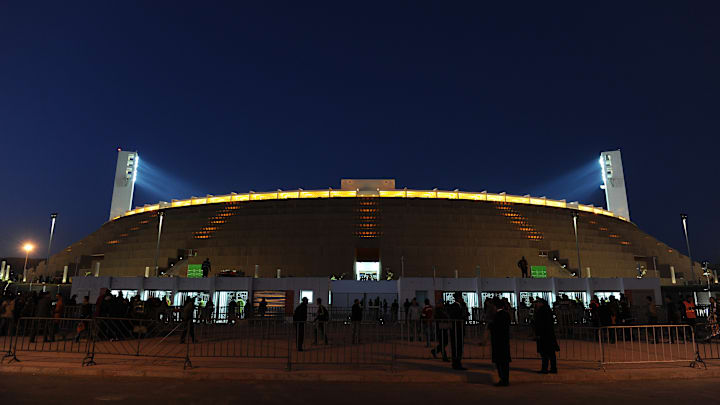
left=94, top=262, right=101, bottom=277
left=62, top=266, right=68, bottom=283
left=145, top=266, right=150, bottom=278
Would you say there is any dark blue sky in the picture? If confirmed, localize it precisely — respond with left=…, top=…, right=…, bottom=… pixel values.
left=1, top=2, right=718, bottom=262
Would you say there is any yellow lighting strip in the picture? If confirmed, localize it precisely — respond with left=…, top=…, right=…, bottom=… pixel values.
left=114, top=188, right=627, bottom=223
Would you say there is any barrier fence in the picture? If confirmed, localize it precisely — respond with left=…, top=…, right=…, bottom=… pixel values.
left=598, top=325, right=703, bottom=368
left=0, top=317, right=715, bottom=370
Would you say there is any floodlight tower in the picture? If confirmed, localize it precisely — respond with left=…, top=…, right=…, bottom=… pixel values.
left=109, top=148, right=139, bottom=220
left=599, top=150, right=630, bottom=220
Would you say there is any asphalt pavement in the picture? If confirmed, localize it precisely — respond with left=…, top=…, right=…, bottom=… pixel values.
left=0, top=375, right=717, bottom=404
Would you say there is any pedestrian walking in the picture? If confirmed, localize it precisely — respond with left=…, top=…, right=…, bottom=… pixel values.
left=533, top=298, right=558, bottom=374
left=490, top=298, right=511, bottom=386
left=294, top=297, right=308, bottom=351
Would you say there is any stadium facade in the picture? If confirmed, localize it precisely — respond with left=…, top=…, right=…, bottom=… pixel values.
left=36, top=176, right=697, bottom=287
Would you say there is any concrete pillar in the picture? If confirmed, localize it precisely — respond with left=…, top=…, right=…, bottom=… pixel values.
left=454, top=269, right=458, bottom=278
left=94, top=262, right=101, bottom=277
left=714, top=270, right=718, bottom=284
left=586, top=267, right=591, bottom=278
left=276, top=268, right=281, bottom=278
left=62, top=265, right=68, bottom=283
left=5, top=265, right=10, bottom=281
left=0, top=261, right=5, bottom=280
left=254, top=264, right=259, bottom=278
left=670, top=266, right=676, bottom=284
left=145, top=267, right=150, bottom=278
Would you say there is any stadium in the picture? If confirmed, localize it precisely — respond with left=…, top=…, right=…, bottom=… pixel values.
left=35, top=159, right=696, bottom=286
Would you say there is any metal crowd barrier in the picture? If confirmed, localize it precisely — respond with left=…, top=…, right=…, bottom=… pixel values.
left=1, top=317, right=712, bottom=371
left=598, top=325, right=704, bottom=368
left=2, top=317, right=94, bottom=366
left=90, top=317, right=189, bottom=362
left=289, top=321, right=395, bottom=369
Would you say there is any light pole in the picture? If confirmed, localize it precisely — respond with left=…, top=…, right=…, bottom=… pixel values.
left=572, top=212, right=581, bottom=278
left=46, top=213, right=58, bottom=273
left=680, top=214, right=696, bottom=282
left=702, top=261, right=711, bottom=299
left=22, top=243, right=34, bottom=282
left=153, top=211, right=165, bottom=277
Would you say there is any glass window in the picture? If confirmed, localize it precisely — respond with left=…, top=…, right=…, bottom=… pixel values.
left=300, top=290, right=313, bottom=303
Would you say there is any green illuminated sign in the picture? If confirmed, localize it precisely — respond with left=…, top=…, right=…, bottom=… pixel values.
left=188, top=264, right=203, bottom=278
left=531, top=265, right=547, bottom=278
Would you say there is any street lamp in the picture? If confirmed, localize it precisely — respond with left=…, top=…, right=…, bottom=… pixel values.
left=22, top=243, right=34, bottom=282
left=46, top=213, right=58, bottom=273
left=702, top=261, right=711, bottom=299
left=680, top=214, right=696, bottom=282
left=572, top=212, right=581, bottom=278
left=153, top=210, right=165, bottom=277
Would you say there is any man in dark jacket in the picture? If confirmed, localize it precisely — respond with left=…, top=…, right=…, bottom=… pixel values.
left=534, top=299, right=558, bottom=374
left=293, top=297, right=308, bottom=351
left=490, top=298, right=511, bottom=386
left=314, top=297, right=329, bottom=345
left=351, top=299, right=363, bottom=344
left=201, top=258, right=211, bottom=278
left=30, top=292, right=53, bottom=343
left=179, top=298, right=196, bottom=344
left=447, top=292, right=468, bottom=370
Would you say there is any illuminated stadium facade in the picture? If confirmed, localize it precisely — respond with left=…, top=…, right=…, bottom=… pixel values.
left=38, top=177, right=697, bottom=286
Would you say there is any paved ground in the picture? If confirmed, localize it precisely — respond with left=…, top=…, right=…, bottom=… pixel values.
left=0, top=375, right=718, bottom=404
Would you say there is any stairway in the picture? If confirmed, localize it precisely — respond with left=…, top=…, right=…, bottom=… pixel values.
left=494, top=202, right=544, bottom=241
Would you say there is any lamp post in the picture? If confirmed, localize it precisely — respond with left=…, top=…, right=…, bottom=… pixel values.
left=153, top=210, right=165, bottom=277
left=46, top=213, right=58, bottom=273
left=702, top=261, right=711, bottom=299
left=572, top=212, right=581, bottom=278
left=22, top=243, right=34, bottom=282
left=680, top=214, right=696, bottom=282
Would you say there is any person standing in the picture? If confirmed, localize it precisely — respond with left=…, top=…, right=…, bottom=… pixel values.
left=258, top=298, right=267, bottom=318
left=534, top=299, right=558, bottom=374
left=490, top=298, right=511, bottom=386
left=201, top=258, right=211, bottom=278
left=314, top=297, right=329, bottom=345
left=0, top=295, right=15, bottom=336
left=421, top=298, right=434, bottom=347
left=351, top=299, right=363, bottom=344
left=391, top=299, right=399, bottom=322
left=30, top=292, right=52, bottom=343
left=179, top=298, right=196, bottom=344
left=447, top=292, right=468, bottom=370
left=708, top=297, right=719, bottom=339
left=228, top=299, right=237, bottom=324
left=403, top=299, right=411, bottom=321
left=430, top=300, right=450, bottom=362
left=408, top=298, right=421, bottom=341
left=682, top=296, right=697, bottom=328
left=517, top=256, right=529, bottom=278
left=293, top=297, right=308, bottom=351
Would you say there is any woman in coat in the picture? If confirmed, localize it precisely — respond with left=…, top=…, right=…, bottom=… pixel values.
left=534, top=298, right=559, bottom=373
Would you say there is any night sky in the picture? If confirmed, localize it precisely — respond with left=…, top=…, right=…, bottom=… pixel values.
left=1, top=2, right=718, bottom=262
